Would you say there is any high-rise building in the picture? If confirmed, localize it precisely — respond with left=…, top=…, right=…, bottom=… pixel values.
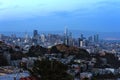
left=64, top=27, right=69, bottom=45
left=64, top=27, right=68, bottom=36
left=64, top=37, right=69, bottom=45
left=33, top=30, right=38, bottom=38
left=88, top=36, right=93, bottom=42
left=94, top=34, right=99, bottom=43
left=33, top=30, right=39, bottom=45
left=0, top=34, right=3, bottom=41
left=41, top=34, right=46, bottom=43
left=78, top=38, right=83, bottom=47
left=81, top=34, right=84, bottom=39
left=69, top=32, right=73, bottom=46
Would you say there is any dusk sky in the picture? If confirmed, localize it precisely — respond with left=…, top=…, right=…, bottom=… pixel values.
left=0, top=0, right=120, bottom=32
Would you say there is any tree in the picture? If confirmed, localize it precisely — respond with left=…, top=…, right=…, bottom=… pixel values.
left=94, top=52, right=120, bottom=68
left=27, top=45, right=47, bottom=57
left=28, top=59, right=73, bottom=80
left=50, top=46, right=60, bottom=53
left=0, top=54, right=8, bottom=66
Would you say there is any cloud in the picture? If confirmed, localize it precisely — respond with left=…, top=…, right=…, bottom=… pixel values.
left=0, top=0, right=120, bottom=21
left=0, top=0, right=101, bottom=20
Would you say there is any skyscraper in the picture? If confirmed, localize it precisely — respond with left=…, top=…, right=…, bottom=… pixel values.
left=94, top=34, right=99, bottom=43
left=33, top=30, right=38, bottom=38
left=41, top=34, right=46, bottom=43
left=64, top=26, right=68, bottom=35
left=81, top=34, right=84, bottom=39
left=69, top=32, right=73, bottom=46
left=64, top=27, right=69, bottom=45
left=33, top=30, right=39, bottom=45
left=78, top=38, right=83, bottom=47
left=88, top=36, right=93, bottom=42
left=0, top=34, right=3, bottom=41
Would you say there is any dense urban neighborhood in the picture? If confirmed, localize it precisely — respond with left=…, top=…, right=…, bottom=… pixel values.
left=0, top=30, right=120, bottom=80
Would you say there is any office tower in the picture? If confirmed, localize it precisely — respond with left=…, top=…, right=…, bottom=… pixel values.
left=64, top=34, right=69, bottom=45
left=64, top=27, right=68, bottom=36
left=48, top=34, right=51, bottom=42
left=33, top=30, right=39, bottom=45
left=33, top=30, right=38, bottom=38
left=64, top=27, right=69, bottom=45
left=25, top=32, right=28, bottom=40
left=64, top=37, right=69, bottom=45
left=94, top=34, right=99, bottom=43
left=88, top=36, right=93, bottom=42
left=81, top=34, right=84, bottom=39
left=0, top=34, right=3, bottom=41
left=41, top=34, right=46, bottom=43
left=24, top=32, right=29, bottom=43
left=11, top=34, right=16, bottom=39
left=69, top=32, right=73, bottom=46
left=78, top=38, right=83, bottom=47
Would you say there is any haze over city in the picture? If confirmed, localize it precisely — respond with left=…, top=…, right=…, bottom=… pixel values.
left=0, top=0, right=120, bottom=39
left=1, top=1, right=120, bottom=80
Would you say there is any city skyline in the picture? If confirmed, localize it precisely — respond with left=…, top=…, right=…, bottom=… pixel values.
left=1, top=1, right=120, bottom=79
left=0, top=0, right=120, bottom=39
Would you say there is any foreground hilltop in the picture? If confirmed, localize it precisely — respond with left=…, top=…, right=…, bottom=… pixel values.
left=27, top=44, right=90, bottom=59
left=50, top=44, right=90, bottom=58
